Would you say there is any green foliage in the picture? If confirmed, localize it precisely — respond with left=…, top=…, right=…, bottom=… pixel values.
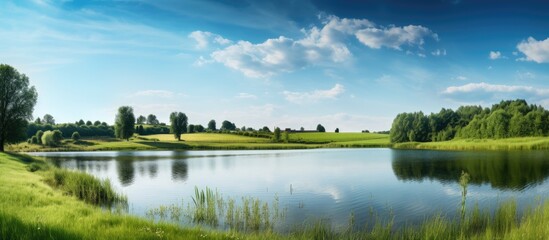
left=146, top=114, right=159, bottom=125
left=391, top=99, right=549, bottom=143
left=169, top=112, right=188, bottom=141
left=136, top=115, right=146, bottom=124
left=35, top=130, right=44, bottom=144
left=114, top=106, right=135, bottom=140
left=0, top=64, right=38, bottom=151
left=316, top=124, right=326, bottom=132
left=41, top=130, right=63, bottom=147
left=221, top=120, right=237, bottom=131
left=194, top=124, right=205, bottom=132
left=208, top=120, right=216, bottom=131
left=27, top=123, right=114, bottom=138
left=43, top=114, right=55, bottom=125
left=273, top=127, right=281, bottom=142
left=335, top=128, right=339, bottom=133
left=71, top=131, right=81, bottom=141
left=283, top=131, right=289, bottom=143
left=261, top=126, right=271, bottom=132
left=30, top=136, right=38, bottom=144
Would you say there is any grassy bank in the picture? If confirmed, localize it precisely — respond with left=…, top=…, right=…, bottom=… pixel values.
left=1, top=152, right=548, bottom=239
left=393, top=137, right=549, bottom=151
left=6, top=132, right=390, bottom=152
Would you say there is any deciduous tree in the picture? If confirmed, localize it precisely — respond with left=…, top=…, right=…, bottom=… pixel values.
left=170, top=112, right=188, bottom=141
left=115, top=106, right=135, bottom=141
left=0, top=64, right=38, bottom=151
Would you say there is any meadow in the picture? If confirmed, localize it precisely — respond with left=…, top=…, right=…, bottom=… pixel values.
left=393, top=137, right=549, bottom=151
left=7, top=132, right=391, bottom=152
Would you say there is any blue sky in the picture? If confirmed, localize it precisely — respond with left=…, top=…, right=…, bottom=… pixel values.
left=1, top=0, right=549, bottom=131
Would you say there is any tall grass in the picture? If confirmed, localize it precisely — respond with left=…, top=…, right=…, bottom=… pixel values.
left=47, top=168, right=127, bottom=206
left=147, top=187, right=284, bottom=232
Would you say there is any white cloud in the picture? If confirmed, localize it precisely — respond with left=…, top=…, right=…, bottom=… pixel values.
left=204, top=15, right=438, bottom=78
left=188, top=31, right=232, bottom=50
left=442, top=82, right=549, bottom=103
left=283, top=84, right=345, bottom=103
left=355, top=25, right=437, bottom=50
left=431, top=49, right=447, bottom=56
left=517, top=37, right=549, bottom=63
left=131, top=90, right=175, bottom=98
left=235, top=93, right=257, bottom=99
left=443, top=82, right=549, bottom=95
left=489, top=51, right=502, bottom=60
left=455, top=76, right=467, bottom=81
left=515, top=71, right=535, bottom=80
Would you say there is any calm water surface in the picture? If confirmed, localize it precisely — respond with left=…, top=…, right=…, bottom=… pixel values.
left=30, top=148, right=549, bottom=231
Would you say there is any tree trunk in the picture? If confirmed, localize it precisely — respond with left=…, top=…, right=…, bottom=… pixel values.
left=0, top=136, right=4, bottom=152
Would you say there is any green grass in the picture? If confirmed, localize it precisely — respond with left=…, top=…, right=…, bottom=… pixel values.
left=47, top=168, right=127, bottom=205
left=393, top=137, right=549, bottom=151
left=7, top=132, right=390, bottom=152
left=289, top=132, right=389, bottom=143
left=1, top=152, right=548, bottom=239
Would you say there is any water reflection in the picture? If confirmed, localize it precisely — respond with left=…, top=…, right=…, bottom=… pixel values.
left=171, top=160, right=188, bottom=181
left=391, top=150, right=549, bottom=190
left=29, top=149, right=549, bottom=232
left=117, top=158, right=135, bottom=186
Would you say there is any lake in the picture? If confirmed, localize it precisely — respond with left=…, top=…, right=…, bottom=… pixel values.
left=29, top=148, right=549, bottom=231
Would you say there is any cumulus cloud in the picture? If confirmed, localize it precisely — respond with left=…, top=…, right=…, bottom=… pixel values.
left=355, top=25, right=437, bottom=50
left=517, top=37, right=549, bottom=63
left=283, top=84, right=345, bottom=103
left=202, top=15, right=438, bottom=78
left=188, top=31, right=232, bottom=49
left=442, top=82, right=549, bottom=102
left=131, top=90, right=175, bottom=98
left=489, top=51, right=502, bottom=60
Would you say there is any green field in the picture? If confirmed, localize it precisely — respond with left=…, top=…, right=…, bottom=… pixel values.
left=393, top=137, right=549, bottom=151
left=7, top=132, right=391, bottom=152
left=10, top=131, right=549, bottom=152
left=1, top=152, right=548, bottom=239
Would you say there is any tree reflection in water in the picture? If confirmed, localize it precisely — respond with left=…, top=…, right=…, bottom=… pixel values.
left=391, top=150, right=549, bottom=190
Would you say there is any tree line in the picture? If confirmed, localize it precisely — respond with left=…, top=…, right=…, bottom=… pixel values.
left=390, top=99, right=549, bottom=143
left=0, top=64, right=345, bottom=151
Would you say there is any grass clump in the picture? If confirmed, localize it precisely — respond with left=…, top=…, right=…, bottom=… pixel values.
left=47, top=168, right=126, bottom=206
left=191, top=186, right=219, bottom=226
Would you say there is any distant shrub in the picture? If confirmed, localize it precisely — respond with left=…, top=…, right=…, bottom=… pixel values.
left=35, top=130, right=44, bottom=144
left=30, top=136, right=39, bottom=144
left=42, top=130, right=63, bottom=146
left=53, top=130, right=63, bottom=142
left=71, top=131, right=81, bottom=141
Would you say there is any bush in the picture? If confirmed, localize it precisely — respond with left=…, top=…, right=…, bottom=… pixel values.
left=35, top=130, right=44, bottom=144
left=71, top=131, right=81, bottom=141
left=30, top=136, right=39, bottom=144
left=52, top=130, right=63, bottom=142
left=41, top=130, right=63, bottom=147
